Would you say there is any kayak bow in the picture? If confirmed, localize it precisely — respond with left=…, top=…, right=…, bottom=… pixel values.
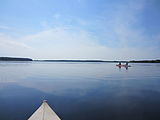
left=28, top=100, right=61, bottom=120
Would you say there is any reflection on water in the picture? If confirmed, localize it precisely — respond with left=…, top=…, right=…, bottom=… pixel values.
left=0, top=62, right=160, bottom=120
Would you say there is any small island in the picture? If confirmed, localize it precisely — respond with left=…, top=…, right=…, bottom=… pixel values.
left=0, top=57, right=33, bottom=61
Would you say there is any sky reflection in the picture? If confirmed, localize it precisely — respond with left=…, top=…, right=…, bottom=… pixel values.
left=0, top=62, right=160, bottom=120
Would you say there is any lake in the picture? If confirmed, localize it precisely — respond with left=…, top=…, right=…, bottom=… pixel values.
left=0, top=62, right=160, bottom=120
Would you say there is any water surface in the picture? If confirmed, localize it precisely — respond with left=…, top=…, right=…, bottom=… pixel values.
left=0, top=62, right=160, bottom=120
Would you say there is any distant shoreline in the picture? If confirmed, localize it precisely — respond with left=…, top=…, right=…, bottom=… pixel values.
left=129, top=60, right=160, bottom=63
left=36, top=60, right=160, bottom=63
left=0, top=57, right=160, bottom=63
left=34, top=60, right=107, bottom=62
left=0, top=57, right=33, bottom=61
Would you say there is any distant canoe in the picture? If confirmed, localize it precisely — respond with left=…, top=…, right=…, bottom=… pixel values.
left=28, top=100, right=61, bottom=120
left=116, top=64, right=131, bottom=67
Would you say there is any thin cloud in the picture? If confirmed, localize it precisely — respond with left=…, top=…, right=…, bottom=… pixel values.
left=0, top=25, right=14, bottom=30
left=0, top=25, right=159, bottom=60
left=16, top=26, right=159, bottom=60
left=0, top=33, right=32, bottom=57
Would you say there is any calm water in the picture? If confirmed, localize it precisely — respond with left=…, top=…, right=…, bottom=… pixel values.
left=0, top=62, right=160, bottom=120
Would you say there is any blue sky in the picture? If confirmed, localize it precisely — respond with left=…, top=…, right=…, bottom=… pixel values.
left=0, top=0, right=160, bottom=60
